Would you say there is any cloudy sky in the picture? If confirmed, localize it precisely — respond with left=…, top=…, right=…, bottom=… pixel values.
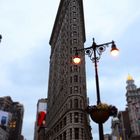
left=0, top=0, right=140, bottom=139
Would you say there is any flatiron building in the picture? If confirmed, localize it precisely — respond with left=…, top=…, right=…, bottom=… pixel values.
left=46, top=0, right=92, bottom=139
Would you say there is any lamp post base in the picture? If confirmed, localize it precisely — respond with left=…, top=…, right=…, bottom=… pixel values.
left=99, top=123, right=104, bottom=140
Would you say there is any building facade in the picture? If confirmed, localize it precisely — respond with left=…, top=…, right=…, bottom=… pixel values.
left=46, top=0, right=92, bottom=139
left=0, top=96, right=24, bottom=140
left=111, top=75, right=140, bottom=140
left=111, top=109, right=131, bottom=140
left=0, top=127, right=8, bottom=140
left=126, top=75, right=140, bottom=139
left=34, top=98, right=47, bottom=140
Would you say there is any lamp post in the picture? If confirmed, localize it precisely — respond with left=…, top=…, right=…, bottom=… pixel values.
left=73, top=38, right=119, bottom=140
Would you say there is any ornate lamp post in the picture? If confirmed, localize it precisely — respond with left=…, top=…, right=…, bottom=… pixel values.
left=73, top=38, right=119, bottom=140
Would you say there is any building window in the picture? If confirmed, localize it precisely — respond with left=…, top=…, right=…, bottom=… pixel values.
left=60, top=134, right=62, bottom=140
left=73, top=47, right=77, bottom=53
left=73, top=31, right=77, bottom=37
left=74, top=75, right=78, bottom=82
left=70, top=113, right=72, bottom=123
left=70, top=76, right=72, bottom=83
left=73, top=6, right=76, bottom=11
left=70, top=87, right=72, bottom=94
left=78, top=67, right=81, bottom=72
left=70, top=128, right=72, bottom=139
left=74, top=86, right=78, bottom=93
left=60, top=121, right=62, bottom=129
left=63, top=131, right=66, bottom=140
left=73, top=12, right=76, bottom=17
left=73, top=38, right=77, bottom=44
left=70, top=100, right=72, bottom=108
left=73, top=25, right=77, bottom=31
left=80, top=87, right=82, bottom=93
left=74, top=112, right=79, bottom=123
left=57, top=125, right=59, bottom=132
left=74, top=65, right=78, bottom=72
left=70, top=39, right=72, bottom=45
left=79, top=76, right=81, bottom=83
left=75, top=128, right=79, bottom=139
left=71, top=32, right=74, bottom=37
left=70, top=66, right=72, bottom=72
left=70, top=48, right=73, bottom=54
left=81, top=113, right=83, bottom=123
left=73, top=17, right=76, bottom=22
left=80, top=100, right=82, bottom=108
left=74, top=99, right=78, bottom=108
left=70, top=56, right=73, bottom=63
left=81, top=128, right=84, bottom=138
left=63, top=117, right=66, bottom=126
left=73, top=0, right=76, bottom=5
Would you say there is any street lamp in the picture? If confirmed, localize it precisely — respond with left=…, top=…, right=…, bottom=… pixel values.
left=73, top=38, right=119, bottom=140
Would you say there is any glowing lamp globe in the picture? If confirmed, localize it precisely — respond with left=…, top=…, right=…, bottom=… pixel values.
left=110, top=42, right=119, bottom=56
left=72, top=56, right=81, bottom=65
left=111, top=49, right=119, bottom=56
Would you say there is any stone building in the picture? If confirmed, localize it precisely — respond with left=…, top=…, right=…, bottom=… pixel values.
left=0, top=96, right=24, bottom=140
left=0, top=127, right=8, bottom=140
left=111, top=75, right=140, bottom=140
left=46, top=0, right=92, bottom=139
left=126, top=75, right=140, bottom=139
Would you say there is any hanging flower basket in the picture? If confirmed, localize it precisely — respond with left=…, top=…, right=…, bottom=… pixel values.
left=86, top=103, right=118, bottom=124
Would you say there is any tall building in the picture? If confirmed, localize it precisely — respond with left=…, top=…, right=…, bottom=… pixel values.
left=0, top=96, right=24, bottom=140
left=46, top=0, right=92, bottom=140
left=111, top=75, right=140, bottom=140
left=0, top=127, right=8, bottom=140
left=126, top=75, right=140, bottom=139
left=34, top=98, right=47, bottom=140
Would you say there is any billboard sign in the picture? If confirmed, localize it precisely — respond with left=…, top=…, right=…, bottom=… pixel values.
left=0, top=110, right=11, bottom=126
left=38, top=102, right=47, bottom=113
left=37, top=111, right=46, bottom=126
left=37, top=99, right=47, bottom=126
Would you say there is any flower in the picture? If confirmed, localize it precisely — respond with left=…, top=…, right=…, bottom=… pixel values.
left=96, top=103, right=109, bottom=110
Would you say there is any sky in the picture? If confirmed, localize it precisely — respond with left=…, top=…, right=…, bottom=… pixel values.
left=0, top=0, right=140, bottom=140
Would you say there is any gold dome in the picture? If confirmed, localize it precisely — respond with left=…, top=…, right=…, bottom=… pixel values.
left=127, top=74, right=133, bottom=81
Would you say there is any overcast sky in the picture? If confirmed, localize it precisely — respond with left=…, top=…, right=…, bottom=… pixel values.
left=0, top=0, right=140, bottom=140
